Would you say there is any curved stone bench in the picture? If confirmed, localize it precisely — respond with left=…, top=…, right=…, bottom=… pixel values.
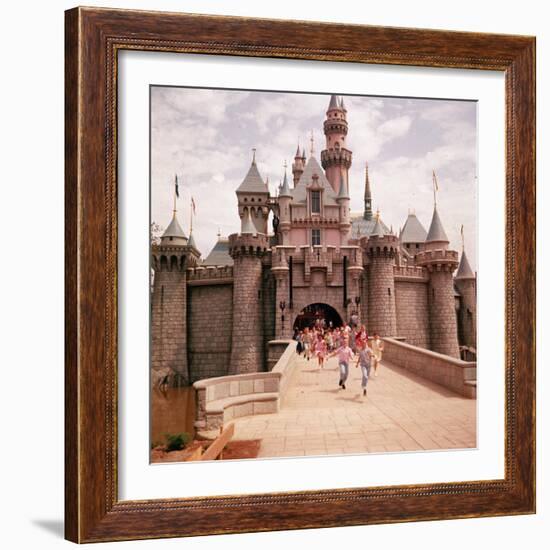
left=203, top=392, right=279, bottom=430
left=194, top=372, right=282, bottom=432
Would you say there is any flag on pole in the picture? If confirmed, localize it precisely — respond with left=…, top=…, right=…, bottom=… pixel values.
left=432, top=169, right=439, bottom=191
left=175, top=174, right=180, bottom=198
left=191, top=197, right=196, bottom=214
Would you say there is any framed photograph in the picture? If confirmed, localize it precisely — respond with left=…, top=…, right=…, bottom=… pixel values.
left=65, top=7, right=536, bottom=543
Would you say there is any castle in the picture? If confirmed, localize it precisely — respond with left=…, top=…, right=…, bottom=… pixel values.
left=151, top=95, right=477, bottom=385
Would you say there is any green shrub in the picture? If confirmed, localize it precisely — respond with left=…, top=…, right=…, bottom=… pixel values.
left=164, top=432, right=191, bottom=452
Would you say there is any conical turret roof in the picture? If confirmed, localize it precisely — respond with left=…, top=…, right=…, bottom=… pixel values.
left=203, top=235, right=233, bottom=266
left=426, top=206, right=449, bottom=243
left=236, top=159, right=268, bottom=194
left=328, top=94, right=340, bottom=111
left=279, top=169, right=292, bottom=197
left=187, top=232, right=197, bottom=250
left=371, top=213, right=386, bottom=238
left=162, top=213, right=187, bottom=240
left=336, top=173, right=349, bottom=200
left=400, top=212, right=428, bottom=243
left=241, top=209, right=256, bottom=234
left=456, top=250, right=475, bottom=279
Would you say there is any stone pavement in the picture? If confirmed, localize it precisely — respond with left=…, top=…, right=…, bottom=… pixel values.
left=232, top=352, right=477, bottom=458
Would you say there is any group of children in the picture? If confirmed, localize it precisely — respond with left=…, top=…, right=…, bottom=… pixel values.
left=294, top=324, right=384, bottom=396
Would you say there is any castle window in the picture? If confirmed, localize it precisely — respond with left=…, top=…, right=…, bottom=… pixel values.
left=311, top=190, right=321, bottom=214
left=312, top=229, right=321, bottom=246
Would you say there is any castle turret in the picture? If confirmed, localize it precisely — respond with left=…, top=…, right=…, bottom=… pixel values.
left=455, top=248, right=477, bottom=350
left=416, top=205, right=460, bottom=357
left=292, top=144, right=305, bottom=186
left=362, top=214, right=398, bottom=336
left=277, top=166, right=292, bottom=245
left=321, top=95, right=352, bottom=192
left=336, top=172, right=351, bottom=242
left=227, top=210, right=269, bottom=374
left=151, top=207, right=200, bottom=385
left=236, top=151, right=270, bottom=234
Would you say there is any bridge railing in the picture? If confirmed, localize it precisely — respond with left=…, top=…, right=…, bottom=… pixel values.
left=381, top=337, right=476, bottom=398
left=193, top=339, right=297, bottom=433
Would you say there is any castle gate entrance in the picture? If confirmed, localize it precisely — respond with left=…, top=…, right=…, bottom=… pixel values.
left=293, top=303, right=343, bottom=331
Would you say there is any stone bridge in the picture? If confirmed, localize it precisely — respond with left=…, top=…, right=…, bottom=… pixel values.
left=194, top=339, right=477, bottom=457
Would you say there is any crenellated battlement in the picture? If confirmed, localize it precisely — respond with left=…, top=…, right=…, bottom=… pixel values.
left=416, top=249, right=459, bottom=272
left=320, top=147, right=352, bottom=169
left=394, top=265, right=429, bottom=281
left=186, top=265, right=234, bottom=285
left=228, top=233, right=269, bottom=259
left=151, top=244, right=200, bottom=272
left=361, top=234, right=399, bottom=258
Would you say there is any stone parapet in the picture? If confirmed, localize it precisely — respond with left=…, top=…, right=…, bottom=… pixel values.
left=186, top=265, right=233, bottom=286
left=194, top=340, right=297, bottom=431
left=415, top=248, right=459, bottom=271
left=382, top=337, right=476, bottom=398
left=228, top=232, right=269, bottom=258
left=394, top=265, right=429, bottom=281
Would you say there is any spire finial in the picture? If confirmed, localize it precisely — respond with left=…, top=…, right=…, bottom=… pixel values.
left=252, top=148, right=257, bottom=164
left=309, top=130, right=315, bottom=156
left=217, top=227, right=221, bottom=238
left=460, top=224, right=465, bottom=251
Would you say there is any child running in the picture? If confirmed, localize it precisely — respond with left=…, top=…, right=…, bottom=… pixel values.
left=355, top=338, right=373, bottom=397
left=314, top=332, right=327, bottom=368
left=329, top=334, right=355, bottom=390
left=371, top=332, right=384, bottom=377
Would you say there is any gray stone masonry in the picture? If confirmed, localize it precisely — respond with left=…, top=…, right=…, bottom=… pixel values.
left=395, top=280, right=430, bottom=348
left=151, top=269, right=189, bottom=383
left=416, top=249, right=460, bottom=358
left=228, top=233, right=269, bottom=374
left=363, top=234, right=398, bottom=336
left=456, top=278, right=477, bottom=350
left=188, top=284, right=233, bottom=382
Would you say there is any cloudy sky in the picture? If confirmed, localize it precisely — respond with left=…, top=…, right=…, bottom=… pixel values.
left=151, top=86, right=477, bottom=267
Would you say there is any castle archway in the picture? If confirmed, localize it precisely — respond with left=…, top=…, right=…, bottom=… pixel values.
left=293, top=303, right=343, bottom=332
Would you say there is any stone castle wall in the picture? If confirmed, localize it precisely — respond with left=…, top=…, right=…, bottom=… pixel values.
left=456, top=278, right=477, bottom=349
left=152, top=245, right=468, bottom=384
left=395, top=280, right=430, bottom=348
left=187, top=284, right=233, bottom=382
left=151, top=270, right=189, bottom=382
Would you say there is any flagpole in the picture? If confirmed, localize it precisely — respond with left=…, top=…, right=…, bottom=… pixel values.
left=190, top=199, right=193, bottom=235
left=173, top=174, right=177, bottom=214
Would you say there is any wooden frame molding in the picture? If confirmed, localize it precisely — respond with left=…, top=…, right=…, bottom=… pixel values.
left=65, top=6, right=536, bottom=543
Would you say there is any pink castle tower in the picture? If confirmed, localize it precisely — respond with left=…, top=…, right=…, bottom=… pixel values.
left=321, top=95, right=352, bottom=193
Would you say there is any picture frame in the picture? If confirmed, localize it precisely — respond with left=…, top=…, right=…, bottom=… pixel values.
left=65, top=6, right=536, bottom=543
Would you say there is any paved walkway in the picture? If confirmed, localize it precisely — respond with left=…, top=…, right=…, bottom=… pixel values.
left=232, top=352, right=476, bottom=458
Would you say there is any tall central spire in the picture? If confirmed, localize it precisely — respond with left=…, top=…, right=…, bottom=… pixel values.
left=363, top=162, right=373, bottom=221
